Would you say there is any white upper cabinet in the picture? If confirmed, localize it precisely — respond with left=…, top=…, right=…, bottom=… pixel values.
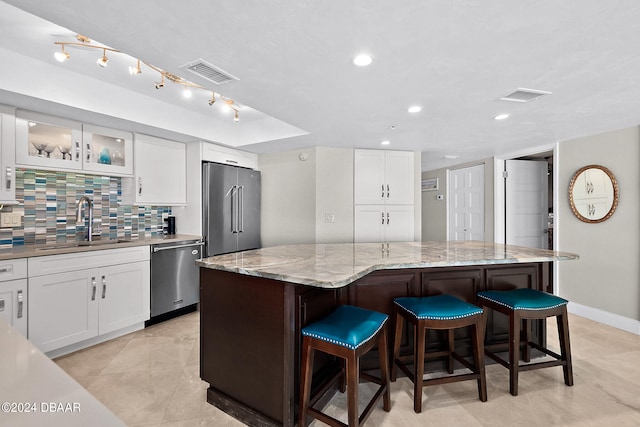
left=354, top=149, right=414, bottom=205
left=0, top=105, right=18, bottom=204
left=82, top=124, right=133, bottom=176
left=201, top=142, right=258, bottom=170
left=133, top=134, right=186, bottom=206
left=15, top=111, right=133, bottom=177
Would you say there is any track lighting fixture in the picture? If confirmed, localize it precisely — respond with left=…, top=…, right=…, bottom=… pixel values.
left=96, top=49, right=109, bottom=67
left=53, top=34, right=241, bottom=122
left=128, top=59, right=142, bottom=75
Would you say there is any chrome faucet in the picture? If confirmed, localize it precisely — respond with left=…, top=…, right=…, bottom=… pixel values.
left=76, top=195, right=94, bottom=242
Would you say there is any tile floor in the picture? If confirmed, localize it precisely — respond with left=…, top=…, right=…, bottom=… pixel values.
left=54, top=311, right=640, bottom=426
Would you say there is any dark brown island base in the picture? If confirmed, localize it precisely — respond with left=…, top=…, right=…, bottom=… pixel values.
left=197, top=241, right=578, bottom=427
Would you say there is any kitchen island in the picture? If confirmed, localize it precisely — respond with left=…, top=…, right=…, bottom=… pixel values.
left=197, top=241, right=578, bottom=427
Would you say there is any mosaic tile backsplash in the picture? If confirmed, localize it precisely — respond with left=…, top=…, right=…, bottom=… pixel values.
left=0, top=169, right=171, bottom=248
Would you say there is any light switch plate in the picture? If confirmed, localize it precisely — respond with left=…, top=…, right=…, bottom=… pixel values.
left=0, top=213, right=22, bottom=228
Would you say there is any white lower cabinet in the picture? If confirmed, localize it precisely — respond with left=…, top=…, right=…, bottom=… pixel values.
left=28, top=246, right=150, bottom=354
left=0, top=258, right=28, bottom=337
left=354, top=205, right=414, bottom=242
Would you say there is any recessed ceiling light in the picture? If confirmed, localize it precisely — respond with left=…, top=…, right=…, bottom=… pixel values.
left=353, top=54, right=373, bottom=66
left=381, top=140, right=391, bottom=145
left=494, top=113, right=510, bottom=120
left=408, top=106, right=422, bottom=113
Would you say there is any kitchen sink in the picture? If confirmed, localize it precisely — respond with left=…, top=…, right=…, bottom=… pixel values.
left=35, top=239, right=132, bottom=251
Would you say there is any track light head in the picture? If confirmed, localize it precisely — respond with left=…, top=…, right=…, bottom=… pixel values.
left=234, top=110, right=239, bottom=122
left=208, top=92, right=216, bottom=106
left=54, top=48, right=70, bottom=62
left=154, top=81, right=164, bottom=89
left=96, top=49, right=109, bottom=67
left=128, top=59, right=142, bottom=75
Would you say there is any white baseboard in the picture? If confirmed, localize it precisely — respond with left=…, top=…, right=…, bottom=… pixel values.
left=568, top=302, right=640, bottom=335
left=45, top=322, right=145, bottom=359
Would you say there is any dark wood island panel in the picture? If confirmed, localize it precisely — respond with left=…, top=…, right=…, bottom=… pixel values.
left=200, top=261, right=550, bottom=427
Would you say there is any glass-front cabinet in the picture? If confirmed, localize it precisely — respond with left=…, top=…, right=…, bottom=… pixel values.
left=82, top=124, right=133, bottom=176
left=15, top=111, right=133, bottom=176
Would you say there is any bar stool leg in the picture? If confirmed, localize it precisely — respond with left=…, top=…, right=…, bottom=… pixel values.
left=558, top=307, right=574, bottom=387
left=299, top=336, right=314, bottom=427
left=447, top=329, right=455, bottom=374
left=472, top=315, right=488, bottom=401
left=378, top=325, right=391, bottom=411
left=509, top=312, right=520, bottom=396
left=391, top=312, right=404, bottom=382
left=414, top=320, right=426, bottom=413
left=346, top=352, right=359, bottom=427
left=522, top=319, right=531, bottom=362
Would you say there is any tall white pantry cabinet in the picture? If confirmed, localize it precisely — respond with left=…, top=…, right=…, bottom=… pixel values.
left=354, top=149, right=415, bottom=242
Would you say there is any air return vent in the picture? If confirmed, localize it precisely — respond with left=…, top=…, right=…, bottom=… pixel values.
left=181, top=59, right=239, bottom=85
left=500, top=88, right=551, bottom=103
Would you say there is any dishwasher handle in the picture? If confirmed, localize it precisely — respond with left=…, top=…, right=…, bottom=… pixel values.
left=152, top=242, right=204, bottom=253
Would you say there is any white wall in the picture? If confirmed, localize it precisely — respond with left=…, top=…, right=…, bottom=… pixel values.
left=259, top=148, right=317, bottom=247
left=315, top=147, right=354, bottom=243
left=557, top=126, right=640, bottom=330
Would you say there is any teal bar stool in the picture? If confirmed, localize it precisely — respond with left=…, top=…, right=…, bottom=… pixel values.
left=391, top=295, right=487, bottom=413
left=478, top=288, right=574, bottom=396
left=299, top=305, right=391, bottom=427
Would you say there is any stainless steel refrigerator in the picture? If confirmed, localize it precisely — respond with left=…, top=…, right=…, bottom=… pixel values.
left=202, top=162, right=261, bottom=257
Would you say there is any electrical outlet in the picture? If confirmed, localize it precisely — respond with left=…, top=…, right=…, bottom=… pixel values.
left=324, top=213, right=335, bottom=223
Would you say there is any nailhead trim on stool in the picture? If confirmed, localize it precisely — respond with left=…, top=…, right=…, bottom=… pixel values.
left=477, top=288, right=574, bottom=396
left=391, top=295, right=487, bottom=413
left=299, top=305, right=391, bottom=427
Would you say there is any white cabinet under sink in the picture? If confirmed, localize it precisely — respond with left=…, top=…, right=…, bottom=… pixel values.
left=28, top=246, right=150, bottom=355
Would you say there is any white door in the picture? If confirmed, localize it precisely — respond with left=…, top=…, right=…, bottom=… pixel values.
left=448, top=165, right=484, bottom=241
left=505, top=160, right=548, bottom=249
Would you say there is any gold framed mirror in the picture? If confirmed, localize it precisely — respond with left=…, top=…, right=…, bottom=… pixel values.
left=568, top=165, right=619, bottom=223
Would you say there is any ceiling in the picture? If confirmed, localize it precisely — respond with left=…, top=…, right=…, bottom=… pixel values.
left=2, top=1, right=640, bottom=171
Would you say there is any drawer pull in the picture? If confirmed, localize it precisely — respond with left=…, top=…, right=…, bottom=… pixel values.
left=17, top=290, right=23, bottom=318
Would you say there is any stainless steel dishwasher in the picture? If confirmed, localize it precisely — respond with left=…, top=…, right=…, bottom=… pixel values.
left=149, top=239, right=203, bottom=322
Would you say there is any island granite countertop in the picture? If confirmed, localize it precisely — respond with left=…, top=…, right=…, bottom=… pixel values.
left=197, top=241, right=579, bottom=289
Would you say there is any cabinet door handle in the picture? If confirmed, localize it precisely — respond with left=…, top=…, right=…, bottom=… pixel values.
left=75, top=140, right=80, bottom=161
left=86, top=142, right=91, bottom=163
left=381, top=184, right=384, bottom=198
left=138, top=177, right=143, bottom=196
left=17, top=290, right=23, bottom=318
left=101, top=275, right=107, bottom=299
left=387, top=184, right=390, bottom=198
left=381, top=211, right=384, bottom=224
left=0, top=297, right=4, bottom=312
left=387, top=212, right=390, bottom=225
left=91, top=277, right=96, bottom=301
left=5, top=166, right=12, bottom=191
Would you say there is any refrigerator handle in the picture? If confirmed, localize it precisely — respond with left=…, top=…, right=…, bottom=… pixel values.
left=231, top=185, right=238, bottom=233
left=239, top=185, right=244, bottom=232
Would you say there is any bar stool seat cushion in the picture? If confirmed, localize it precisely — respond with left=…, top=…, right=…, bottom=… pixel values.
left=302, top=305, right=388, bottom=350
left=394, top=295, right=484, bottom=320
left=478, top=288, right=568, bottom=311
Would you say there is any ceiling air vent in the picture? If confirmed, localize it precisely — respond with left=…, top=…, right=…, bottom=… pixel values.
left=181, top=59, right=239, bottom=85
left=500, top=88, right=551, bottom=103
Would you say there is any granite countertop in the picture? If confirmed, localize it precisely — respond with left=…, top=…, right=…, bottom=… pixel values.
left=0, top=234, right=202, bottom=261
left=0, top=318, right=125, bottom=426
left=197, top=241, right=579, bottom=289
